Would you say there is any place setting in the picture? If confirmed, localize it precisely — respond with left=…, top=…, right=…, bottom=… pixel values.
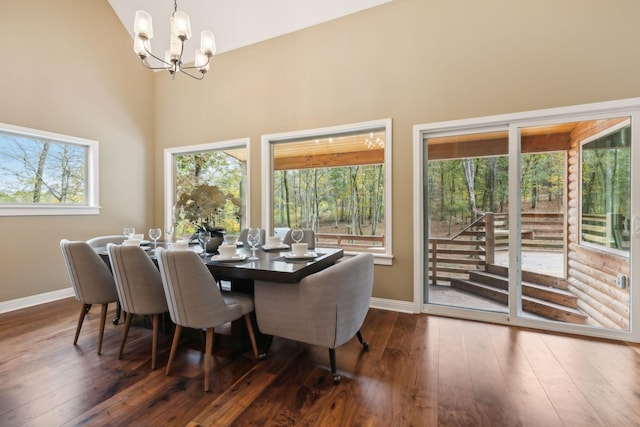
left=208, top=242, right=248, bottom=263
left=282, top=242, right=318, bottom=261
left=261, top=235, right=290, bottom=251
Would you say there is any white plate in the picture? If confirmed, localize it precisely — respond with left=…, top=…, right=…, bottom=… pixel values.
left=283, top=252, right=318, bottom=260
left=262, top=244, right=290, bottom=251
left=210, top=254, right=247, bottom=262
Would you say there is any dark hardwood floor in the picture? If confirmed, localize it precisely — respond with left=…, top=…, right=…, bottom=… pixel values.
left=2, top=297, right=640, bottom=426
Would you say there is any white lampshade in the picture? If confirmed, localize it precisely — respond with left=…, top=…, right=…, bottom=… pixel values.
left=133, top=35, right=150, bottom=58
left=164, top=50, right=173, bottom=66
left=134, top=10, right=153, bottom=39
left=169, top=32, right=181, bottom=61
left=172, top=11, right=192, bottom=40
left=200, top=31, right=216, bottom=57
left=195, top=49, right=210, bottom=73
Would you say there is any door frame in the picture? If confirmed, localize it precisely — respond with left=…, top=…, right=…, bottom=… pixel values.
left=413, top=97, right=640, bottom=343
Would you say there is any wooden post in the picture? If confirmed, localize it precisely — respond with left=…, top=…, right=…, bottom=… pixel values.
left=431, top=240, right=438, bottom=286
left=485, top=212, right=495, bottom=268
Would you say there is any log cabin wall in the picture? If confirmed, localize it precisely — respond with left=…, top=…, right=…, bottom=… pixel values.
left=566, top=120, right=630, bottom=329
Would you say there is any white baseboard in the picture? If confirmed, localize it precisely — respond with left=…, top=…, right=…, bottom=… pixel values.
left=370, top=297, right=417, bottom=313
left=0, top=288, right=74, bottom=314
left=1, top=290, right=414, bottom=316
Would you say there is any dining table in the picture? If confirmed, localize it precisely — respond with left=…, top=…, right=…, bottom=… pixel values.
left=95, top=241, right=344, bottom=355
left=205, top=244, right=344, bottom=284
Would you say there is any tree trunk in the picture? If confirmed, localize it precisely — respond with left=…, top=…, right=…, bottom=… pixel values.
left=32, top=142, right=50, bottom=203
left=462, top=158, right=477, bottom=219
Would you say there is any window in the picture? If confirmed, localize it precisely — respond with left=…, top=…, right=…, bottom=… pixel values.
left=580, top=119, right=631, bottom=252
left=262, top=119, right=392, bottom=264
left=164, top=139, right=249, bottom=238
left=0, top=122, right=99, bottom=216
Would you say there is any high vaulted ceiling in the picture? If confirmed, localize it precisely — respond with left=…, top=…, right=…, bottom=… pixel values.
left=108, top=0, right=393, bottom=63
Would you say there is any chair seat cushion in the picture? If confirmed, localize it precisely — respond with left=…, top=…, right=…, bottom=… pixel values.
left=222, top=291, right=254, bottom=315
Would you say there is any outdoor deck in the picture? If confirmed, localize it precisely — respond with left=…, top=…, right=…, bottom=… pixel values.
left=428, top=249, right=565, bottom=318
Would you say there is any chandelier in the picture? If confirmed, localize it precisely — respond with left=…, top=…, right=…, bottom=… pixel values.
left=364, top=133, right=385, bottom=149
left=133, top=0, right=216, bottom=80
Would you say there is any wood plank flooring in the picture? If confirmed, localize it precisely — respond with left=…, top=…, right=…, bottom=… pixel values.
left=2, top=297, right=640, bottom=426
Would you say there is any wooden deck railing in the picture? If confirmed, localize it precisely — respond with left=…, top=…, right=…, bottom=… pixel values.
left=315, top=233, right=384, bottom=248
left=429, top=214, right=489, bottom=285
left=429, top=212, right=565, bottom=285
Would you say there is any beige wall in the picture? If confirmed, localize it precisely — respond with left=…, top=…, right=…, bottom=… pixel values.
left=153, top=0, right=640, bottom=302
left=0, top=0, right=154, bottom=301
left=3, top=0, right=640, bottom=304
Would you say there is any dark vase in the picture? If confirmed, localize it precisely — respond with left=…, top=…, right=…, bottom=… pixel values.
left=193, top=226, right=225, bottom=253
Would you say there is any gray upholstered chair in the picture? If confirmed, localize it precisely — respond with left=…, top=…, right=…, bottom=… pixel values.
left=87, top=235, right=127, bottom=248
left=282, top=229, right=316, bottom=248
left=254, top=253, right=373, bottom=383
left=107, top=244, right=169, bottom=370
left=60, top=239, right=119, bottom=354
left=155, top=247, right=260, bottom=391
left=254, top=252, right=373, bottom=383
left=86, top=235, right=128, bottom=323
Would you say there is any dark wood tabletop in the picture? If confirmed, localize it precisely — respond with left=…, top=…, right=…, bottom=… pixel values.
left=206, top=246, right=344, bottom=283
left=96, top=242, right=343, bottom=284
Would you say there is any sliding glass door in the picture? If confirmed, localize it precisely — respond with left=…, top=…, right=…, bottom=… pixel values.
left=423, top=128, right=511, bottom=316
left=415, top=98, right=640, bottom=341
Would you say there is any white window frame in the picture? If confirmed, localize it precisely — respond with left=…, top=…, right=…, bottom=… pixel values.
left=0, top=122, right=99, bottom=216
left=578, top=118, right=631, bottom=256
left=164, top=138, right=251, bottom=234
left=262, top=119, right=393, bottom=265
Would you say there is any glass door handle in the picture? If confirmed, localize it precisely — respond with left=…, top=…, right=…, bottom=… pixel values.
left=632, top=214, right=640, bottom=237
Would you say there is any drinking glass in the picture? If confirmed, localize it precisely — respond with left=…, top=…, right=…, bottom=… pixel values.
left=247, top=228, right=261, bottom=260
left=198, top=231, right=211, bottom=256
left=123, top=227, right=135, bottom=239
left=149, top=228, right=161, bottom=250
left=291, top=229, right=304, bottom=244
left=164, top=224, right=174, bottom=242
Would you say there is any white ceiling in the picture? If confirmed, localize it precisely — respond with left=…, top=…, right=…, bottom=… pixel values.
left=108, top=0, right=392, bottom=63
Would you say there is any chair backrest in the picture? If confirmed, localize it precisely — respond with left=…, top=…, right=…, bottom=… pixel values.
left=282, top=229, right=316, bottom=248
left=155, top=248, right=241, bottom=329
left=86, top=235, right=127, bottom=248
left=238, top=228, right=266, bottom=246
left=254, top=253, right=373, bottom=348
left=60, top=239, right=118, bottom=305
left=107, top=244, right=168, bottom=315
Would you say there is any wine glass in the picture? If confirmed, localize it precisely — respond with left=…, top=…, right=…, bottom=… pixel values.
left=164, top=224, right=174, bottom=242
left=247, top=228, right=261, bottom=260
left=149, top=228, right=161, bottom=250
left=123, top=227, right=135, bottom=239
left=198, top=231, right=211, bottom=256
left=291, top=229, right=304, bottom=244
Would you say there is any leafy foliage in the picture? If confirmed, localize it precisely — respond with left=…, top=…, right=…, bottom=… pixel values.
left=0, top=133, right=86, bottom=204
left=173, top=150, right=245, bottom=236
left=273, top=164, right=385, bottom=236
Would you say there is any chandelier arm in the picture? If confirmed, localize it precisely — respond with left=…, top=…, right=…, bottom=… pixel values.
left=141, top=47, right=174, bottom=70
left=180, top=55, right=210, bottom=70
left=178, top=67, right=205, bottom=80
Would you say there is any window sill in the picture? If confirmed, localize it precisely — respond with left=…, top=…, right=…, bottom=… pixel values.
left=0, top=205, right=100, bottom=216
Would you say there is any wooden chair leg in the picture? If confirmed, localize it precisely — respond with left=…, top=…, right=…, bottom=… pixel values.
left=204, top=327, right=215, bottom=392
left=243, top=314, right=259, bottom=359
left=118, top=311, right=133, bottom=360
left=166, top=325, right=182, bottom=376
left=151, top=314, right=159, bottom=370
left=74, top=304, right=89, bottom=345
left=97, top=303, right=109, bottom=355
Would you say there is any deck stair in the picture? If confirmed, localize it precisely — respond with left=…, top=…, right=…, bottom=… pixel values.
left=451, top=267, right=587, bottom=324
